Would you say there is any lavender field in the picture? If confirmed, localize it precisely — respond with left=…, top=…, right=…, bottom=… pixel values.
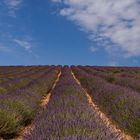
left=0, top=66, right=139, bottom=140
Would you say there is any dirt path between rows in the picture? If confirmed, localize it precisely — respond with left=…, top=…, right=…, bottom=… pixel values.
left=41, top=71, right=61, bottom=107
left=13, top=71, right=62, bottom=140
left=71, top=71, right=133, bottom=140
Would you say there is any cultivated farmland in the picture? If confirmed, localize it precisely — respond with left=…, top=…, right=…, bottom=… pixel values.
left=0, top=66, right=139, bottom=140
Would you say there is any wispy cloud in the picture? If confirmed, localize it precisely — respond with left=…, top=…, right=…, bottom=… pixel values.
left=51, top=0, right=61, bottom=2
left=51, top=0, right=140, bottom=57
left=0, top=45, right=11, bottom=52
left=3, top=0, right=22, bottom=17
left=14, top=39, right=32, bottom=51
left=89, top=46, right=98, bottom=53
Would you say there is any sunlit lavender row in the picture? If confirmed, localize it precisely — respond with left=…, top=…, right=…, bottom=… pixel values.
left=71, top=66, right=140, bottom=138
left=0, top=66, right=140, bottom=139
left=0, top=66, right=60, bottom=139
left=24, top=66, right=121, bottom=140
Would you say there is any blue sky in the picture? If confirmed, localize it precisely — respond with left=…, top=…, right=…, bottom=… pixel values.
left=0, top=0, right=140, bottom=66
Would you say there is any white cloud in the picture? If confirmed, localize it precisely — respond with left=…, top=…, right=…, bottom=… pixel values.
left=51, top=0, right=61, bottom=2
left=51, top=0, right=140, bottom=57
left=89, top=46, right=98, bottom=53
left=3, top=0, right=22, bottom=16
left=0, top=45, right=11, bottom=52
left=14, top=39, right=32, bottom=51
left=14, top=38, right=39, bottom=58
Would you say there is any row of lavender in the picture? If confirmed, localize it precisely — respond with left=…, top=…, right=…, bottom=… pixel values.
left=0, top=66, right=49, bottom=94
left=0, top=66, right=54, bottom=85
left=0, top=66, right=44, bottom=84
left=71, top=66, right=140, bottom=138
left=91, top=66, right=140, bottom=79
left=0, top=66, right=29, bottom=75
left=0, top=66, right=60, bottom=139
left=82, top=66, right=140, bottom=93
left=24, top=66, right=121, bottom=140
left=0, top=66, right=36, bottom=79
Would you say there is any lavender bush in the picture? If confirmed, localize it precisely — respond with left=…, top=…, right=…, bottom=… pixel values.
left=81, top=66, right=140, bottom=94
left=24, top=66, right=122, bottom=140
left=71, top=66, right=140, bottom=138
left=0, top=66, right=60, bottom=139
